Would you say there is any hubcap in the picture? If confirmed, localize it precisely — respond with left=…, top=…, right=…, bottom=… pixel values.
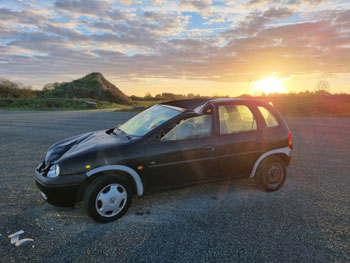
left=95, top=184, right=127, bottom=217
left=265, top=163, right=283, bottom=187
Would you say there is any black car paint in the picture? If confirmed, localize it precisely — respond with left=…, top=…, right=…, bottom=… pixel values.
left=45, top=130, right=145, bottom=176
left=35, top=130, right=147, bottom=204
left=145, top=109, right=217, bottom=189
left=35, top=99, right=291, bottom=205
left=147, top=136, right=219, bottom=189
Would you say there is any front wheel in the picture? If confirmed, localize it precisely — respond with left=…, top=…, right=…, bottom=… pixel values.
left=83, top=175, right=132, bottom=223
left=255, top=156, right=287, bottom=192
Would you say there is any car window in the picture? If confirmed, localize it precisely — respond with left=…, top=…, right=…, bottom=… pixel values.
left=218, top=104, right=257, bottom=135
left=257, top=106, right=279, bottom=127
left=161, top=114, right=212, bottom=141
left=118, top=105, right=181, bottom=136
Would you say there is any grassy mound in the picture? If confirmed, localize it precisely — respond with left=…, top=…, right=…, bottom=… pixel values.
left=40, top=73, right=132, bottom=105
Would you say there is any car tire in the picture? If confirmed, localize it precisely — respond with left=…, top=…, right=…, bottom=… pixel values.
left=83, top=175, right=133, bottom=223
left=256, top=156, right=286, bottom=192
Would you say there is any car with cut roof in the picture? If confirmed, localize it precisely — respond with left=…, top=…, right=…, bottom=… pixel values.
left=35, top=98, right=292, bottom=222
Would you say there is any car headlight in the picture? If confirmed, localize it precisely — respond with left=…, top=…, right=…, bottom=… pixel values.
left=47, top=164, right=60, bottom=178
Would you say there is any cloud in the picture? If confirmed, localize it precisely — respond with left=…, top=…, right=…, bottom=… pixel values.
left=287, top=0, right=324, bottom=5
left=236, top=11, right=271, bottom=35
left=180, top=0, right=212, bottom=10
left=0, top=0, right=349, bottom=91
left=142, top=11, right=161, bottom=19
left=54, top=0, right=110, bottom=16
left=335, top=10, right=350, bottom=24
left=108, top=9, right=127, bottom=21
left=0, top=8, right=46, bottom=26
left=86, top=11, right=188, bottom=48
left=263, top=6, right=293, bottom=18
left=245, top=0, right=281, bottom=7
left=153, top=0, right=162, bottom=5
left=222, top=6, right=294, bottom=37
left=54, top=0, right=129, bottom=21
left=118, top=0, right=136, bottom=5
left=244, top=0, right=325, bottom=6
left=179, top=0, right=213, bottom=17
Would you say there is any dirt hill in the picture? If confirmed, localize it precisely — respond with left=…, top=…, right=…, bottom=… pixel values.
left=42, top=73, right=132, bottom=104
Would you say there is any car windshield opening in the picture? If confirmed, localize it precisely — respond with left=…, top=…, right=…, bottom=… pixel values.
left=118, top=105, right=182, bottom=136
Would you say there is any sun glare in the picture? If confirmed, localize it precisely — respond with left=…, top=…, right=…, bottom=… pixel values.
left=253, top=77, right=287, bottom=95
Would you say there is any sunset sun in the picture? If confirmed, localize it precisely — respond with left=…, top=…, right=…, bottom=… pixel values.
left=253, top=77, right=287, bottom=95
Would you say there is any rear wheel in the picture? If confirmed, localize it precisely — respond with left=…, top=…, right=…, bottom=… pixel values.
left=83, top=175, right=132, bottom=223
left=256, top=156, right=286, bottom=192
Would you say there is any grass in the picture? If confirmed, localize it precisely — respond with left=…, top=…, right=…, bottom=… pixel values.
left=258, top=93, right=350, bottom=118
left=1, top=95, right=349, bottom=118
left=0, top=98, right=130, bottom=111
left=0, top=97, right=159, bottom=111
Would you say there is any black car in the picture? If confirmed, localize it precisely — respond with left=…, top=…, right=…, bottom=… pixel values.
left=35, top=98, right=292, bottom=222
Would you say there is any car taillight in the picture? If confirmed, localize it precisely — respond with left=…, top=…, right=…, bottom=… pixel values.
left=288, top=130, right=292, bottom=149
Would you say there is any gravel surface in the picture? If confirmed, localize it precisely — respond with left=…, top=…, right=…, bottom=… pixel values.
left=0, top=111, right=350, bottom=262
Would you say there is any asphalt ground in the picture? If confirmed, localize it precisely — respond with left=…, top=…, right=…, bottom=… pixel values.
left=0, top=111, right=349, bottom=262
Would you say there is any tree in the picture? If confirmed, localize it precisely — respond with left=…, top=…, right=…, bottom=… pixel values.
left=0, top=79, right=35, bottom=98
left=144, top=92, right=153, bottom=99
left=42, top=83, right=53, bottom=91
left=315, top=80, right=330, bottom=93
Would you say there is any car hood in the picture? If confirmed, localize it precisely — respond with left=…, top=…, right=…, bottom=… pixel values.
left=45, top=129, right=128, bottom=166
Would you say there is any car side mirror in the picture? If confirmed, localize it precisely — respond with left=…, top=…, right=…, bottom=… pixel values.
left=148, top=133, right=161, bottom=144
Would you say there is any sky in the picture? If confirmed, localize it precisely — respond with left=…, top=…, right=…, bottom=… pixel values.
left=0, top=0, right=349, bottom=96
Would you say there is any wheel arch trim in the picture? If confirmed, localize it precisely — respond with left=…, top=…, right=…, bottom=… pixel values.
left=86, top=165, right=144, bottom=196
left=250, top=147, right=291, bottom=178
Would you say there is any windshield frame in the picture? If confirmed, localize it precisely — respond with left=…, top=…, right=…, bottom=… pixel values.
left=117, top=104, right=185, bottom=137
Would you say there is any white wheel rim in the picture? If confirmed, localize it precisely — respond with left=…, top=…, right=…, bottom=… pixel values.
left=265, top=163, right=283, bottom=187
left=95, top=184, right=127, bottom=217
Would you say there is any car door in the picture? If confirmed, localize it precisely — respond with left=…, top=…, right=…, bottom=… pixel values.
left=146, top=109, right=218, bottom=190
left=215, top=102, right=268, bottom=178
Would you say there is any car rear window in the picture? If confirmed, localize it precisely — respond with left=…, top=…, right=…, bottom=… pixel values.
left=218, top=104, right=257, bottom=135
left=257, top=106, right=279, bottom=127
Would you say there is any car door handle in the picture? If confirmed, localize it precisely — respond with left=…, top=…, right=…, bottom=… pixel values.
left=203, top=146, right=215, bottom=152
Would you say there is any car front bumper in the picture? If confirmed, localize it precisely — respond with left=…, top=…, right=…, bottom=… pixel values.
left=35, top=164, right=86, bottom=206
